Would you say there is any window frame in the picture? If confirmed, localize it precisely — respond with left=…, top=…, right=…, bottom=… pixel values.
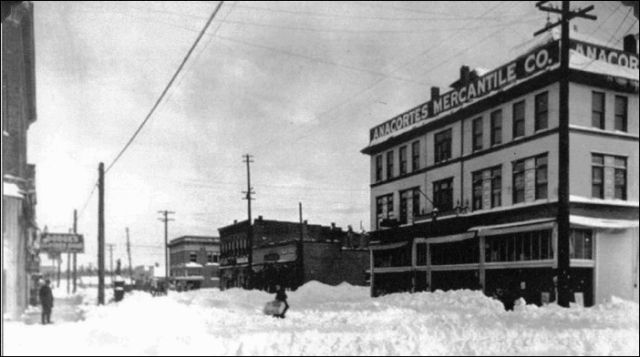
left=534, top=91, right=548, bottom=131
left=512, top=100, right=525, bottom=139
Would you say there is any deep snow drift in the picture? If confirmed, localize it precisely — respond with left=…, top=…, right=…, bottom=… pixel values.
left=4, top=281, right=638, bottom=355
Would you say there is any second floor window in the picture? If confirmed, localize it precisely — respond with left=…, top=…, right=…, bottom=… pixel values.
left=592, top=91, right=605, bottom=129
left=189, top=252, right=197, bottom=263
left=491, top=166, right=502, bottom=208
left=614, top=156, right=627, bottom=200
left=472, top=117, right=483, bottom=151
left=614, top=96, right=627, bottom=132
left=386, top=151, right=394, bottom=180
left=434, top=128, right=452, bottom=163
left=513, top=100, right=525, bottom=139
left=512, top=160, right=525, bottom=204
left=399, top=190, right=410, bottom=224
left=535, top=91, right=548, bottom=131
left=433, top=178, right=453, bottom=212
left=411, top=141, right=420, bottom=172
left=412, top=188, right=421, bottom=218
left=490, top=109, right=502, bottom=146
left=375, top=155, right=383, bottom=182
left=591, top=154, right=604, bottom=198
left=399, top=146, right=408, bottom=175
left=472, top=171, right=483, bottom=211
left=535, top=154, right=548, bottom=199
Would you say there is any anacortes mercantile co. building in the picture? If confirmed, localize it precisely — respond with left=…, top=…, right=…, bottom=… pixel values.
left=362, top=29, right=639, bottom=306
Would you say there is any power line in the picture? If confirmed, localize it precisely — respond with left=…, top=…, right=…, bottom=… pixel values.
left=104, top=1, right=226, bottom=173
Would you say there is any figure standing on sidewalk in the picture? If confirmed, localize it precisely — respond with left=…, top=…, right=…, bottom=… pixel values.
left=39, top=279, right=54, bottom=324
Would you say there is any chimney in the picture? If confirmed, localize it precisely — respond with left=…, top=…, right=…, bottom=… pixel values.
left=430, top=86, right=440, bottom=100
left=233, top=219, right=237, bottom=224
left=331, top=222, right=336, bottom=230
left=623, top=34, right=637, bottom=54
left=258, top=215, right=263, bottom=221
left=460, top=65, right=470, bottom=86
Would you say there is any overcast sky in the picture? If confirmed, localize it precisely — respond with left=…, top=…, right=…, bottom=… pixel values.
left=30, top=1, right=638, bottom=270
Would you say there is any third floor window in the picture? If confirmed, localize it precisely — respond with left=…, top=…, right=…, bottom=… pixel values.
left=434, top=128, right=452, bottom=163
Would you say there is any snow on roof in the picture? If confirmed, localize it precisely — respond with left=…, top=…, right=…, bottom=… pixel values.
left=185, top=262, right=203, bottom=268
left=570, top=49, right=639, bottom=80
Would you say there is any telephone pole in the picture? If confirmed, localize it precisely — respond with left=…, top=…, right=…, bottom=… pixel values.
left=298, top=201, right=304, bottom=288
left=534, top=1, right=596, bottom=308
left=98, top=162, right=105, bottom=305
left=158, top=210, right=175, bottom=280
left=242, top=154, right=255, bottom=289
left=126, top=228, right=133, bottom=279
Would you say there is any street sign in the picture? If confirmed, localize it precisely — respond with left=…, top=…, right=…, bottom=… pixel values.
left=41, top=233, right=84, bottom=253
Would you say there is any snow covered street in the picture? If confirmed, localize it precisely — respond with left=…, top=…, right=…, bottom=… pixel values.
left=3, top=281, right=638, bottom=356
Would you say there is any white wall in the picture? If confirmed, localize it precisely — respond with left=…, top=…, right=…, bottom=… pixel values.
left=595, top=227, right=639, bottom=304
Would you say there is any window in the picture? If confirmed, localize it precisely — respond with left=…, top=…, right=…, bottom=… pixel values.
left=376, top=194, right=394, bottom=228
left=375, top=155, right=383, bottom=182
left=570, top=229, right=593, bottom=259
left=513, top=100, right=525, bottom=139
left=614, top=156, right=626, bottom=200
left=591, top=154, right=604, bottom=198
left=416, top=243, right=427, bottom=266
left=434, top=128, right=452, bottom=163
left=485, top=230, right=552, bottom=262
left=399, top=190, right=410, bottom=224
left=472, top=171, right=483, bottom=211
left=411, top=141, right=420, bottom=172
left=535, top=91, right=548, bottom=131
left=412, top=188, right=421, bottom=218
left=535, top=154, right=548, bottom=199
left=431, top=238, right=479, bottom=265
left=512, top=160, right=525, bottom=204
left=386, top=151, right=394, bottom=180
left=433, top=178, right=453, bottom=212
left=472, top=117, right=483, bottom=151
left=399, top=146, right=408, bottom=175
left=614, top=96, right=627, bottom=132
left=490, top=110, right=502, bottom=146
left=491, top=166, right=502, bottom=208
left=591, top=91, right=605, bottom=129
left=189, top=252, right=197, bottom=263
left=207, top=252, right=215, bottom=263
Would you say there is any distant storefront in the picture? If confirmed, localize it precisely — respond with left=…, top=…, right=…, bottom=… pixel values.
left=168, top=236, right=220, bottom=290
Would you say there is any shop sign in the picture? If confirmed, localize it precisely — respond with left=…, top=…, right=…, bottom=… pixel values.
left=41, top=233, right=84, bottom=253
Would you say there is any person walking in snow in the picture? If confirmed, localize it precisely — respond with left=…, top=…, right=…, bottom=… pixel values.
left=274, top=284, right=289, bottom=319
left=39, top=279, right=54, bottom=324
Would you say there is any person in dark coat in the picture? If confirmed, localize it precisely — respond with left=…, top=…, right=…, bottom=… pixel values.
left=274, top=284, right=289, bottom=318
left=39, top=279, right=54, bottom=324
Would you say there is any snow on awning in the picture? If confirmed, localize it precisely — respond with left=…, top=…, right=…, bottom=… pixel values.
left=3, top=182, right=23, bottom=199
left=369, top=241, right=408, bottom=251
left=471, top=218, right=555, bottom=237
left=173, top=276, right=204, bottom=281
left=570, top=215, right=639, bottom=229
left=427, top=231, right=476, bottom=244
left=185, top=262, right=203, bottom=268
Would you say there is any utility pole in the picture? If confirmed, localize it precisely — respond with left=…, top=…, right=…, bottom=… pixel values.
left=73, top=209, right=77, bottom=293
left=126, top=228, right=133, bottom=279
left=98, top=162, right=105, bottom=305
left=298, top=202, right=304, bottom=288
left=106, top=243, right=115, bottom=278
left=158, top=210, right=175, bottom=280
left=535, top=1, right=596, bottom=308
left=242, top=154, right=255, bottom=289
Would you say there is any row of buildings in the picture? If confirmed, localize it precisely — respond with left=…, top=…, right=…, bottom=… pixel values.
left=361, top=29, right=639, bottom=306
left=2, top=2, right=40, bottom=319
left=167, top=218, right=369, bottom=292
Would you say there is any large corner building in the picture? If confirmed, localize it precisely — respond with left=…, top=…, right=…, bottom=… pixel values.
left=362, top=29, right=638, bottom=306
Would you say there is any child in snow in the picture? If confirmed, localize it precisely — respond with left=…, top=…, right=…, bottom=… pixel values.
left=274, top=284, right=289, bottom=318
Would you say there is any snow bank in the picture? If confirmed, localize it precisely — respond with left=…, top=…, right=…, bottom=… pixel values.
left=4, top=281, right=638, bottom=356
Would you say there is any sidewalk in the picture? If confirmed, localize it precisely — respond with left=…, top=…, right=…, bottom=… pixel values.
left=22, top=294, right=85, bottom=325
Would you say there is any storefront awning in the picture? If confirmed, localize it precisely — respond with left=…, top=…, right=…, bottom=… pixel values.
left=427, top=231, right=476, bottom=244
left=470, top=218, right=555, bottom=237
left=369, top=241, right=408, bottom=251
left=570, top=215, right=639, bottom=229
left=173, top=276, right=204, bottom=281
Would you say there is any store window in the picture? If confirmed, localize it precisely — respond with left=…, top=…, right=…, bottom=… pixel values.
left=431, top=239, right=478, bottom=265
left=416, top=243, right=427, bottom=266
left=485, top=230, right=552, bottom=263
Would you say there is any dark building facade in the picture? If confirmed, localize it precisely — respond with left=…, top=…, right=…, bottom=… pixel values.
left=168, top=236, right=220, bottom=289
left=362, top=30, right=638, bottom=306
left=2, top=1, right=40, bottom=319
left=218, top=217, right=369, bottom=291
